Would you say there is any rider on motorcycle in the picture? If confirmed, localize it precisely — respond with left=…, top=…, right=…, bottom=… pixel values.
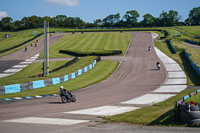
left=156, top=61, right=161, bottom=69
left=60, top=86, right=72, bottom=99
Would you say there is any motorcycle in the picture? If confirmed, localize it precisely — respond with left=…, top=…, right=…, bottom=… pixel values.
left=60, top=91, right=76, bottom=103
left=156, top=62, right=161, bottom=70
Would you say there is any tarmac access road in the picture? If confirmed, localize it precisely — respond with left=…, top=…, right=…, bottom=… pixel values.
left=0, top=32, right=170, bottom=133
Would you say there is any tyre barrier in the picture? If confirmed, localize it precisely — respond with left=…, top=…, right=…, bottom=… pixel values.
left=0, top=57, right=101, bottom=95
left=185, top=39, right=197, bottom=45
left=174, top=89, right=200, bottom=126
left=166, top=40, right=177, bottom=54
left=183, top=50, right=200, bottom=77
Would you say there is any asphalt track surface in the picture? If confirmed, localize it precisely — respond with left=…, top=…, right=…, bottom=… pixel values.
left=0, top=32, right=193, bottom=133
left=0, top=33, right=67, bottom=73
left=183, top=42, right=200, bottom=50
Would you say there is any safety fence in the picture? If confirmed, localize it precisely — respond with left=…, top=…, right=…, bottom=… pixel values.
left=166, top=40, right=177, bottom=54
left=183, top=50, right=200, bottom=77
left=0, top=57, right=101, bottom=94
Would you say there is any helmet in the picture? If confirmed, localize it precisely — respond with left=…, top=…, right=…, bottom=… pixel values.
left=60, top=86, right=64, bottom=89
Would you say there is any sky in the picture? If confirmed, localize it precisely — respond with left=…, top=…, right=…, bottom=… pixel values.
left=0, top=0, right=199, bottom=22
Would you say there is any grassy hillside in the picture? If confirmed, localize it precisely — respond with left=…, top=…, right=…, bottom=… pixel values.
left=0, top=29, right=43, bottom=57
left=175, top=26, right=200, bottom=36
left=40, top=32, right=132, bottom=58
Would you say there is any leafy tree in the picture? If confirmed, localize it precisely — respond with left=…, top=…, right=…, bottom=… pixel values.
left=103, top=13, right=120, bottom=27
left=142, top=13, right=155, bottom=27
left=55, top=15, right=67, bottom=27
left=185, top=18, right=191, bottom=26
left=159, top=10, right=180, bottom=26
left=1, top=17, right=13, bottom=24
left=94, top=19, right=102, bottom=27
left=122, top=10, right=139, bottom=27
left=0, top=17, right=16, bottom=31
left=167, top=10, right=181, bottom=26
left=188, top=6, right=200, bottom=25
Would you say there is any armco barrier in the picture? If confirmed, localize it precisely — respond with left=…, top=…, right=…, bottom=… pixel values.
left=183, top=50, right=200, bottom=77
left=166, top=40, right=177, bottom=54
left=0, top=57, right=101, bottom=94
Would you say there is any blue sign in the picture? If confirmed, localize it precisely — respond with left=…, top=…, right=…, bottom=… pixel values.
left=5, top=84, right=21, bottom=94
left=184, top=95, right=190, bottom=100
left=33, top=80, right=45, bottom=89
left=71, top=73, right=76, bottom=79
left=89, top=64, right=92, bottom=69
left=84, top=67, right=88, bottom=72
left=64, top=75, right=69, bottom=81
left=52, top=78, right=60, bottom=85
left=78, top=69, right=82, bottom=76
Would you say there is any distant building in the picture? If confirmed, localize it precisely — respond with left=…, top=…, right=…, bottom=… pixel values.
left=5, top=34, right=10, bottom=38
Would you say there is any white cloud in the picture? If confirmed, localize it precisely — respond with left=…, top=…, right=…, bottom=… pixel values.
left=45, top=0, right=79, bottom=7
left=0, top=12, right=8, bottom=20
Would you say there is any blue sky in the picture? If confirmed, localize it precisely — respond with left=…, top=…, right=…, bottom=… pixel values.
left=0, top=0, right=199, bottom=22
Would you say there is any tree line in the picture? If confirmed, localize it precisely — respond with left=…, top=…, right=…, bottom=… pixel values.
left=0, top=6, right=199, bottom=31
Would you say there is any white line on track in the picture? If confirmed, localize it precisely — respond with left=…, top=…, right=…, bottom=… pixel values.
left=4, top=69, right=22, bottom=73
left=19, top=61, right=32, bottom=64
left=65, top=106, right=139, bottom=116
left=12, top=65, right=28, bottom=68
left=3, top=117, right=89, bottom=126
left=153, top=85, right=187, bottom=93
left=121, top=94, right=175, bottom=105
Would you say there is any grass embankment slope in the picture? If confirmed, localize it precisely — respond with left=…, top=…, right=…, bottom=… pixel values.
left=40, top=32, right=132, bottom=58
left=175, top=26, right=200, bottom=36
left=0, top=29, right=43, bottom=57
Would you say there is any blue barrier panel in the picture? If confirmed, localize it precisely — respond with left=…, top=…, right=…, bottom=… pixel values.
left=52, top=78, right=60, bottom=85
left=5, top=84, right=20, bottom=94
left=189, top=59, right=192, bottom=65
left=64, top=75, right=69, bottom=81
left=199, top=67, right=200, bottom=77
left=89, top=64, right=92, bottom=69
left=84, top=67, right=88, bottom=72
left=184, top=95, right=190, bottom=100
left=195, top=65, right=198, bottom=74
left=197, top=89, right=200, bottom=93
left=93, top=62, right=95, bottom=67
left=33, top=80, right=45, bottom=89
left=192, top=63, right=195, bottom=69
left=78, top=69, right=82, bottom=76
left=94, top=60, right=97, bottom=65
left=71, top=73, right=76, bottom=79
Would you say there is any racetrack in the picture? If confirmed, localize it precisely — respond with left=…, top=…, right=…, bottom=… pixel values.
left=0, top=32, right=166, bottom=121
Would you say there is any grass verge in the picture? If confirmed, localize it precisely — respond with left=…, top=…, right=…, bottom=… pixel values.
left=105, top=89, right=196, bottom=126
left=0, top=60, right=118, bottom=99
left=0, top=56, right=96, bottom=86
